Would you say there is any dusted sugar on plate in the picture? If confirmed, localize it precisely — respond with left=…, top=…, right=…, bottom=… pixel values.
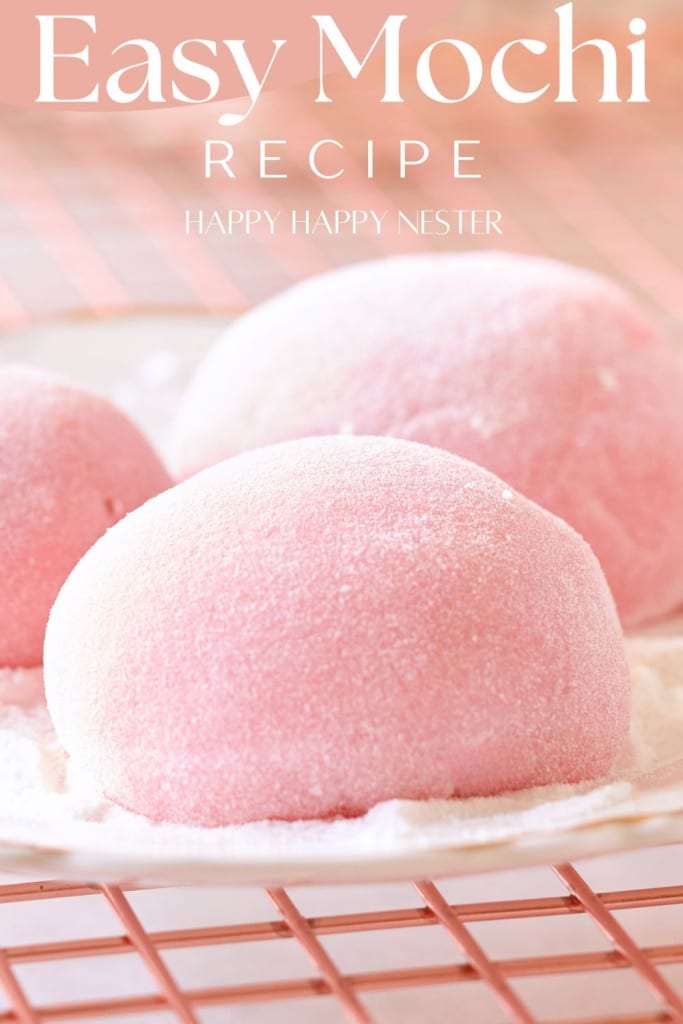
left=170, top=252, right=683, bottom=627
left=45, top=436, right=630, bottom=827
left=0, top=364, right=172, bottom=686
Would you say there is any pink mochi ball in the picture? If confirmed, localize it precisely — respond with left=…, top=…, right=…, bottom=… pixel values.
left=44, top=436, right=630, bottom=827
left=0, top=365, right=172, bottom=669
left=169, top=252, right=683, bottom=627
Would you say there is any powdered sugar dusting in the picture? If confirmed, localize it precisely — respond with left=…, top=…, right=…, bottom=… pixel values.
left=0, top=629, right=680, bottom=871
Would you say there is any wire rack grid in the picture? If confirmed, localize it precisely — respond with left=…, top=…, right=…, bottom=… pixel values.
left=0, top=854, right=682, bottom=1024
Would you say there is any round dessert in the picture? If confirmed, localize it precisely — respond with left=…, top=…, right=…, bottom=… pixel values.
left=169, top=252, right=683, bottom=627
left=0, top=364, right=172, bottom=670
left=45, top=436, right=630, bottom=826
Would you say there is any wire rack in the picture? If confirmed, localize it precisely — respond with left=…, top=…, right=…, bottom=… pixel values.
left=0, top=854, right=681, bottom=1024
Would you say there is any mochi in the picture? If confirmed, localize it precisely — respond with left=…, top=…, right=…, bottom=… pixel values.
left=0, top=365, right=171, bottom=669
left=170, top=252, right=683, bottom=626
left=45, top=436, right=630, bottom=826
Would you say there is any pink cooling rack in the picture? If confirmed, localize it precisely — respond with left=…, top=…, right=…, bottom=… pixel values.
left=0, top=862, right=682, bottom=1023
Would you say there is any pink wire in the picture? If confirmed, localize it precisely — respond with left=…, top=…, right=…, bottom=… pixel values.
left=414, top=880, right=539, bottom=1024
left=554, top=863, right=683, bottom=1021
left=266, top=886, right=373, bottom=1023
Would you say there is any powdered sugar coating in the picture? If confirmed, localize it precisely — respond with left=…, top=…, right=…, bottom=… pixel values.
left=170, top=252, right=683, bottom=626
left=45, top=436, right=630, bottom=827
left=0, top=365, right=172, bottom=669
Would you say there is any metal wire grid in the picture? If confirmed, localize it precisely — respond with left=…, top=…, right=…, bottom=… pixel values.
left=0, top=857, right=681, bottom=1024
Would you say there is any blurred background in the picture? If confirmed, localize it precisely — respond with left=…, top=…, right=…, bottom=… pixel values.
left=0, top=0, right=680, bottom=330
left=0, top=0, right=679, bottom=447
